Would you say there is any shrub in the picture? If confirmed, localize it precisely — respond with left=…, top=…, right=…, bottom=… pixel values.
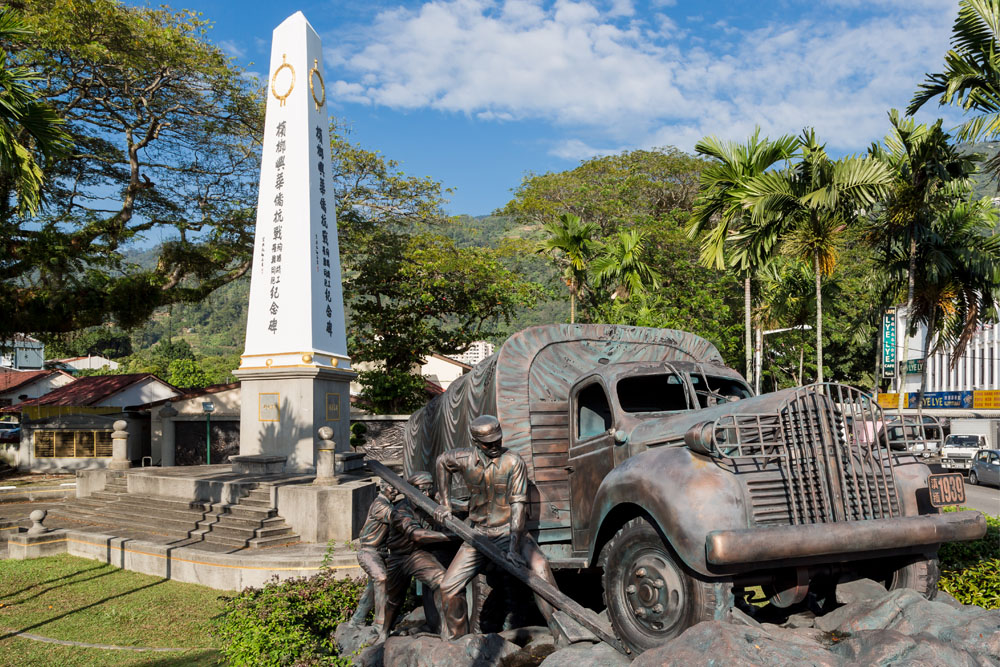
left=213, top=571, right=366, bottom=666
left=938, top=507, right=1000, bottom=609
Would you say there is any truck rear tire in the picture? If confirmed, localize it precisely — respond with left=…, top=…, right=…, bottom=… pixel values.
left=865, top=553, right=940, bottom=600
left=599, top=517, right=730, bottom=654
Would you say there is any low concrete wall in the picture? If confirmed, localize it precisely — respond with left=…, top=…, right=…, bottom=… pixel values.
left=7, top=528, right=363, bottom=590
left=127, top=468, right=250, bottom=505
left=76, top=469, right=106, bottom=498
left=277, top=478, right=376, bottom=543
left=0, top=485, right=76, bottom=504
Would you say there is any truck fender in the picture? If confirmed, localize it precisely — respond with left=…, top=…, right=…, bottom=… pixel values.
left=585, top=446, right=748, bottom=577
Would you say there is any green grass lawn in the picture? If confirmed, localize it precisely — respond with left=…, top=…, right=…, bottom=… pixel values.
left=0, top=555, right=225, bottom=666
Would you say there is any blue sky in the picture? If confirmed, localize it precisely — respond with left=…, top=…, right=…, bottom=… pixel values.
left=127, top=0, right=964, bottom=216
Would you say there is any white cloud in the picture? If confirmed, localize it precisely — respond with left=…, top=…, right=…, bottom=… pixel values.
left=326, top=0, right=961, bottom=157
left=219, top=39, right=246, bottom=59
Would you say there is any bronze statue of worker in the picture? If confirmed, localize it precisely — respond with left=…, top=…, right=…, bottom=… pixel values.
left=351, top=479, right=395, bottom=642
left=382, top=471, right=451, bottom=636
left=433, top=415, right=559, bottom=640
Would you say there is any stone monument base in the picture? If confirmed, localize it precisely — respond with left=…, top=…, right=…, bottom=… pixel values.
left=234, top=364, right=356, bottom=472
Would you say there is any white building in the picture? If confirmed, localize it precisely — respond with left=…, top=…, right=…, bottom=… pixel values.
left=448, top=341, right=495, bottom=366
left=0, top=335, right=44, bottom=370
left=51, top=355, right=121, bottom=372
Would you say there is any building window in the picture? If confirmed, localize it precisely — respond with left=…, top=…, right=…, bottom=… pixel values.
left=34, top=430, right=112, bottom=458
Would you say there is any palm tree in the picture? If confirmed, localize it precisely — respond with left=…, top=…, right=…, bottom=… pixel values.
left=688, top=129, right=799, bottom=386
left=0, top=9, right=71, bottom=217
left=908, top=0, right=1000, bottom=174
left=536, top=213, right=598, bottom=323
left=589, top=228, right=661, bottom=300
left=740, top=129, right=892, bottom=383
left=868, top=111, right=977, bottom=408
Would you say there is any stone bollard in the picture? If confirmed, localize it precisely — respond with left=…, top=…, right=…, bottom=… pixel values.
left=314, top=426, right=338, bottom=485
left=27, top=509, right=49, bottom=535
left=109, top=419, right=131, bottom=470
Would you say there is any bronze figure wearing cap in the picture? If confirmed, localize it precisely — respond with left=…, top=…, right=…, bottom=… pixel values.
left=433, top=415, right=559, bottom=640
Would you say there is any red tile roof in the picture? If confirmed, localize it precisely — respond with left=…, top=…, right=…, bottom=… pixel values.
left=0, top=369, right=62, bottom=395
left=1, top=373, right=176, bottom=411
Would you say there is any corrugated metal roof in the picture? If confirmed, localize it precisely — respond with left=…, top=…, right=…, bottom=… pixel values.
left=0, top=369, right=59, bottom=394
left=0, top=373, right=175, bottom=411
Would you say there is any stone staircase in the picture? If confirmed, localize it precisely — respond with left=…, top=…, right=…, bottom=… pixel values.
left=49, top=472, right=299, bottom=549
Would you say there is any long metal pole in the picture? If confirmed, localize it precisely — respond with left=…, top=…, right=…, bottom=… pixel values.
left=206, top=413, right=211, bottom=465
left=367, top=460, right=624, bottom=653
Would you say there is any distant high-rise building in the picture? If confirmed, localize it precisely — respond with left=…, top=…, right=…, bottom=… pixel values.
left=449, top=341, right=495, bottom=366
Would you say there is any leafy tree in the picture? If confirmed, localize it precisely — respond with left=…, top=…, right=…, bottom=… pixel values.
left=502, top=148, right=708, bottom=236
left=589, top=228, right=661, bottom=301
left=0, top=8, right=70, bottom=217
left=741, top=130, right=892, bottom=383
left=688, top=129, right=799, bottom=385
left=593, top=213, right=744, bottom=362
left=42, top=326, right=132, bottom=359
left=536, top=213, right=598, bottom=323
left=167, top=358, right=209, bottom=389
left=344, top=230, right=546, bottom=413
left=2, top=0, right=261, bottom=341
left=909, top=0, right=1000, bottom=175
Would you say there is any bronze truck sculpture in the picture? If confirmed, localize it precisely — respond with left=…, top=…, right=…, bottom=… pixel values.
left=402, top=324, right=987, bottom=653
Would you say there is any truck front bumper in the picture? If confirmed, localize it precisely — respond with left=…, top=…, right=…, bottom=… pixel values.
left=706, top=510, right=986, bottom=566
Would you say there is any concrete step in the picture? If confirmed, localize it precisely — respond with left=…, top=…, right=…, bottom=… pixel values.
left=245, top=487, right=271, bottom=501
left=101, top=493, right=277, bottom=519
left=90, top=491, right=127, bottom=502
left=249, top=533, right=300, bottom=548
left=236, top=497, right=273, bottom=508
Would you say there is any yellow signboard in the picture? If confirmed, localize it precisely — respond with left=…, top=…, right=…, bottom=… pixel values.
left=877, top=393, right=906, bottom=409
left=974, top=390, right=1000, bottom=410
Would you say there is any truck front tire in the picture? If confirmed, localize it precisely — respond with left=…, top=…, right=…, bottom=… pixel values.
left=599, top=517, right=731, bottom=654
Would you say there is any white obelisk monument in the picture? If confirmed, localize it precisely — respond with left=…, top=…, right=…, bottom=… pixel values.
left=235, top=12, right=354, bottom=472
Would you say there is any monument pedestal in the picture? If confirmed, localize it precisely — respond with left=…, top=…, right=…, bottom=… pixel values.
left=234, top=365, right=355, bottom=473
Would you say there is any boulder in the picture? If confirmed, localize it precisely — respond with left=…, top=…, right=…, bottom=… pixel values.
left=383, top=633, right=521, bottom=667
left=539, top=641, right=630, bottom=667
left=817, top=588, right=1000, bottom=663
left=834, top=577, right=888, bottom=605
left=631, top=621, right=841, bottom=667
left=335, top=622, right=382, bottom=656
left=832, top=629, right=983, bottom=667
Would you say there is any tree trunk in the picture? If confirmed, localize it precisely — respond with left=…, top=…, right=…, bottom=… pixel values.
left=917, top=309, right=936, bottom=410
left=897, top=236, right=918, bottom=410
left=754, top=327, right=763, bottom=395
left=814, top=254, right=823, bottom=384
left=745, top=276, right=753, bottom=386
left=799, top=344, right=805, bottom=386
left=570, top=291, right=575, bottom=324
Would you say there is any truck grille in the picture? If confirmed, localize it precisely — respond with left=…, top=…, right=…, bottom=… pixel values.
left=714, top=384, right=900, bottom=525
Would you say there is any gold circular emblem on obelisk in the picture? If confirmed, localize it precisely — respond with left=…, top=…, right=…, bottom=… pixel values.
left=309, top=59, right=325, bottom=110
left=270, top=54, right=295, bottom=107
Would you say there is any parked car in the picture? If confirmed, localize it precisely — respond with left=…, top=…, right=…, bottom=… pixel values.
left=0, top=422, right=19, bottom=444
left=968, top=449, right=1000, bottom=488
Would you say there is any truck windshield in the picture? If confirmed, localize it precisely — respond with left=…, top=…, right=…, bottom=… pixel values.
left=616, top=374, right=689, bottom=412
left=689, top=374, right=753, bottom=408
left=946, top=435, right=981, bottom=447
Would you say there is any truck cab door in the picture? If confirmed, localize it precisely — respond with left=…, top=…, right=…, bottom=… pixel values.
left=568, top=379, right=616, bottom=553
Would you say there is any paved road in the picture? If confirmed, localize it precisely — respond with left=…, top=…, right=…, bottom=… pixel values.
left=961, top=480, right=1000, bottom=516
